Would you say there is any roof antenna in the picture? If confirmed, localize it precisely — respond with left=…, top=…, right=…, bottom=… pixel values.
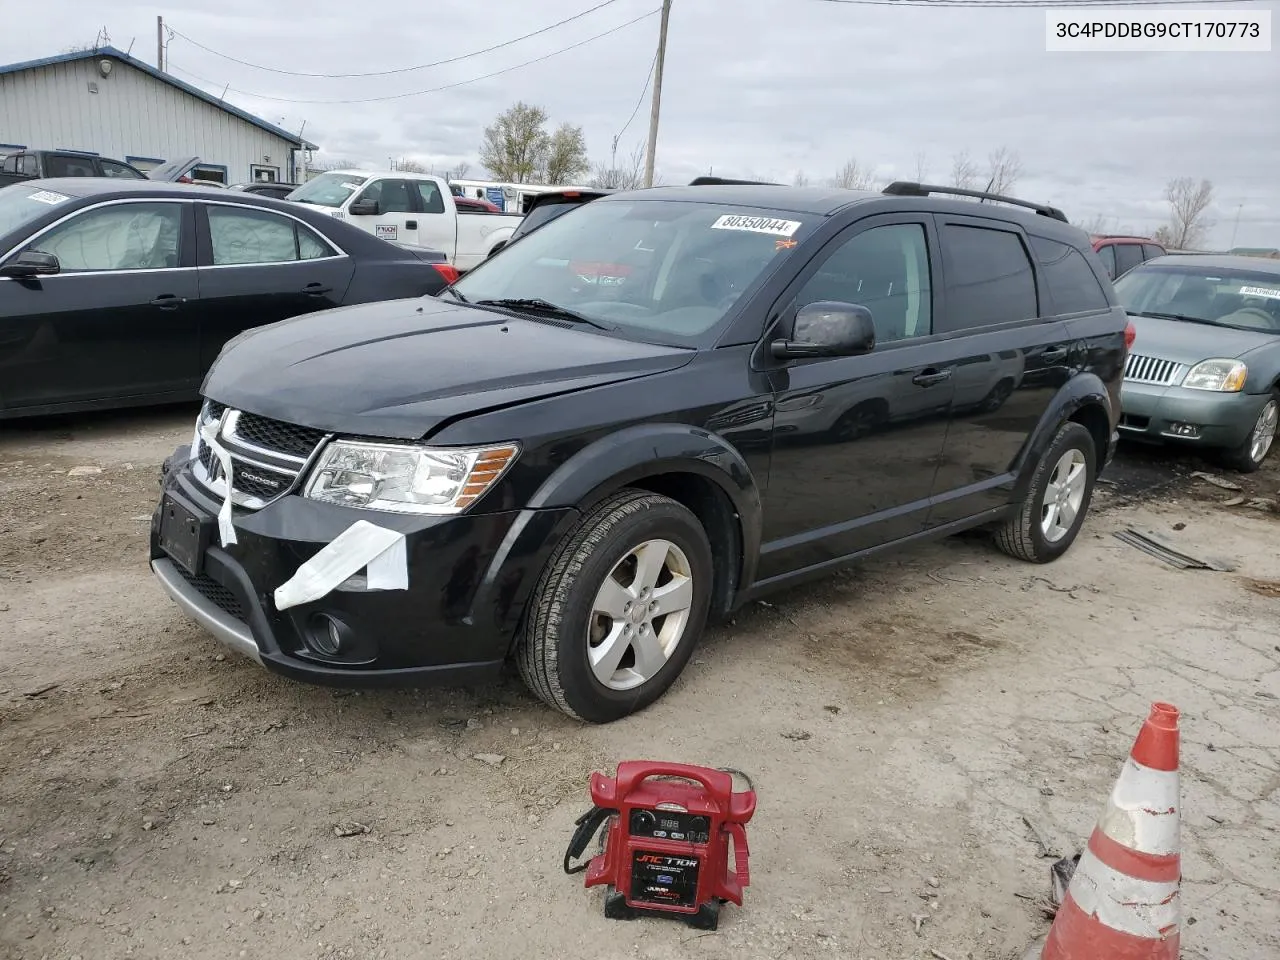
left=979, top=175, right=996, bottom=203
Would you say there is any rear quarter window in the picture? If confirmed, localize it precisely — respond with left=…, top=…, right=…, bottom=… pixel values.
left=1029, top=236, right=1110, bottom=315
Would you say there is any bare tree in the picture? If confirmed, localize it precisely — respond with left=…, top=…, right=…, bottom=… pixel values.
left=830, top=157, right=876, bottom=190
left=310, top=158, right=362, bottom=174
left=451, top=160, right=471, bottom=180
left=792, top=170, right=810, bottom=187
left=1076, top=213, right=1112, bottom=235
left=985, top=147, right=1023, bottom=195
left=949, top=150, right=979, bottom=190
left=393, top=158, right=430, bottom=174
left=1160, top=177, right=1215, bottom=249
left=913, top=151, right=929, bottom=183
left=588, top=143, right=646, bottom=190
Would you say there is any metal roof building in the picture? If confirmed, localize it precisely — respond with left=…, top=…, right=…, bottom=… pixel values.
left=0, top=46, right=317, bottom=185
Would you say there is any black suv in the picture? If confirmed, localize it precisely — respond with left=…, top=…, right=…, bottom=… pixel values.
left=151, top=181, right=1130, bottom=722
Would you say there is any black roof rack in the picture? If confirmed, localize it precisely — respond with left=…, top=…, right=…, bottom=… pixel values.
left=689, top=176, right=781, bottom=187
left=881, top=181, right=1068, bottom=223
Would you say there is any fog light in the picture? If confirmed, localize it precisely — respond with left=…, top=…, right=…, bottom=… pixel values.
left=1168, top=422, right=1201, bottom=438
left=306, top=613, right=348, bottom=656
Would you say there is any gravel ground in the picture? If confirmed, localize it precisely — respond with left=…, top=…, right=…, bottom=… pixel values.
left=1, top=404, right=1278, bottom=960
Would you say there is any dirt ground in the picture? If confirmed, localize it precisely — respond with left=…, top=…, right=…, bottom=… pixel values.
left=2, top=404, right=1278, bottom=960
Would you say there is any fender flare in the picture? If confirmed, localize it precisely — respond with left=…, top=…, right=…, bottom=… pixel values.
left=1011, top=372, right=1114, bottom=500
left=525, top=423, right=765, bottom=594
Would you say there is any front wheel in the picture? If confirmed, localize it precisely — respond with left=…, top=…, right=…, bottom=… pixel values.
left=994, top=421, right=1096, bottom=563
left=1220, top=392, right=1278, bottom=473
left=516, top=490, right=713, bottom=722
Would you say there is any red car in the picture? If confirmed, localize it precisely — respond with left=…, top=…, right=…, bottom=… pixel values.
left=1091, top=234, right=1166, bottom=281
left=454, top=196, right=502, bottom=213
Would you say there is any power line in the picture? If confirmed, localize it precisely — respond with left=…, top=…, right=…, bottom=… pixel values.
left=616, top=49, right=658, bottom=144
left=168, top=0, right=628, bottom=78
left=166, top=8, right=661, bottom=105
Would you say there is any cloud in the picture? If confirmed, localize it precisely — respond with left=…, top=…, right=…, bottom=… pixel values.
left=4, top=0, right=1277, bottom=246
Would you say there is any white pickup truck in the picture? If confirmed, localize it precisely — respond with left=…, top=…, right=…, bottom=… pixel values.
left=286, top=170, right=520, bottom=272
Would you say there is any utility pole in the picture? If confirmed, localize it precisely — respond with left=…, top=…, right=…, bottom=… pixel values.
left=1230, top=202, right=1244, bottom=249
left=156, top=16, right=164, bottom=71
left=643, top=0, right=672, bottom=188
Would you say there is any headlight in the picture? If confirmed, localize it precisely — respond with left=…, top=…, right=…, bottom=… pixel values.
left=1181, top=359, right=1247, bottom=392
left=303, top=440, right=519, bottom=514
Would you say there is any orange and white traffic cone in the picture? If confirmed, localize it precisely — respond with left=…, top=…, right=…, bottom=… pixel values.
left=1040, top=701, right=1182, bottom=960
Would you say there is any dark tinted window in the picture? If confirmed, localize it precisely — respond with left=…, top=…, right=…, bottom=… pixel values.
left=414, top=181, right=446, bottom=214
left=512, top=200, right=589, bottom=239
left=45, top=154, right=96, bottom=177
left=939, top=224, right=1037, bottom=331
left=797, top=223, right=933, bottom=342
left=1097, top=243, right=1117, bottom=278
left=1114, top=242, right=1143, bottom=276
left=99, top=159, right=143, bottom=179
left=1028, top=236, right=1109, bottom=314
left=1142, top=243, right=1165, bottom=261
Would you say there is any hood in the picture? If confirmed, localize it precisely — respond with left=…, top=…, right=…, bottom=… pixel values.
left=1126, top=312, right=1277, bottom=365
left=202, top=297, right=695, bottom=439
left=146, top=156, right=201, bottom=182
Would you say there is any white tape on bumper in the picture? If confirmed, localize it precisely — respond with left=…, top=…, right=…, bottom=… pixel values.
left=274, top=520, right=408, bottom=611
left=1100, top=758, right=1180, bottom=855
left=1067, top=847, right=1179, bottom=939
left=199, top=421, right=238, bottom=547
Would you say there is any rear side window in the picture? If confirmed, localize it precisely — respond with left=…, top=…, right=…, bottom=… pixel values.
left=1114, top=242, right=1143, bottom=277
left=45, top=154, right=97, bottom=177
left=939, top=224, right=1038, bottom=331
left=1028, top=236, right=1110, bottom=314
left=1142, top=243, right=1165, bottom=261
left=1097, top=243, right=1117, bottom=278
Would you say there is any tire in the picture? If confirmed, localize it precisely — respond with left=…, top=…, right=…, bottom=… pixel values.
left=994, top=421, right=1096, bottom=563
left=1219, top=391, right=1279, bottom=474
left=516, top=490, right=713, bottom=723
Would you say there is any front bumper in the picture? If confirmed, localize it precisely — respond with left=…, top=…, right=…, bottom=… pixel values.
left=1119, top=382, right=1267, bottom=449
left=150, top=448, right=579, bottom=688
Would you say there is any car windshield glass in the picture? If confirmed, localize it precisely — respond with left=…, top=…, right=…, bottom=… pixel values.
left=1116, top=263, right=1280, bottom=334
left=512, top=199, right=590, bottom=239
left=0, top=184, right=79, bottom=238
left=287, top=173, right=368, bottom=208
left=452, top=199, right=811, bottom=343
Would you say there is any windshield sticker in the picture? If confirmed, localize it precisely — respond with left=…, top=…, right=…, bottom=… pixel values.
left=775, top=238, right=798, bottom=250
left=28, top=190, right=70, bottom=205
left=340, top=182, right=361, bottom=191
left=375, top=224, right=398, bottom=240
left=711, top=214, right=802, bottom=238
left=1239, top=285, right=1280, bottom=300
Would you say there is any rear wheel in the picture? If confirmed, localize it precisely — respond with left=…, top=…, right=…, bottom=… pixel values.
left=994, top=422, right=1096, bottom=563
left=517, top=490, right=712, bottom=722
left=1220, top=392, right=1278, bottom=473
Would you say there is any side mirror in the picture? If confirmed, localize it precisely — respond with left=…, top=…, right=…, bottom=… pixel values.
left=771, top=301, right=876, bottom=360
left=348, top=198, right=381, bottom=216
left=488, top=240, right=507, bottom=257
left=0, top=250, right=60, bottom=278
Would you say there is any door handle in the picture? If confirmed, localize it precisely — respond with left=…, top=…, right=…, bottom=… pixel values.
left=151, top=294, right=185, bottom=310
left=405, top=220, right=418, bottom=230
left=302, top=283, right=333, bottom=296
left=911, top=368, right=953, bottom=387
left=1042, top=345, right=1070, bottom=363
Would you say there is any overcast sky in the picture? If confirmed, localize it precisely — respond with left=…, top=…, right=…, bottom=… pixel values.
left=5, top=0, right=1278, bottom=246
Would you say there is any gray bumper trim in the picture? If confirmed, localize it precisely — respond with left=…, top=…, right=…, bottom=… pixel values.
left=151, top=558, right=262, bottom=664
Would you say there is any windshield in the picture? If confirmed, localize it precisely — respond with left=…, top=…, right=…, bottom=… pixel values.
left=287, top=172, right=368, bottom=208
left=0, top=184, right=79, bottom=239
left=452, top=199, right=812, bottom=343
left=1116, top=263, right=1280, bottom=334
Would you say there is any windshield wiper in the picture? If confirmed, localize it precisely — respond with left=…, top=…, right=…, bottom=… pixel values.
left=473, top=298, right=615, bottom=331
left=1130, top=310, right=1218, bottom=327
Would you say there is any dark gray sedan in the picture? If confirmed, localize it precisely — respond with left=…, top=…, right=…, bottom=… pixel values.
left=1115, top=254, right=1280, bottom=471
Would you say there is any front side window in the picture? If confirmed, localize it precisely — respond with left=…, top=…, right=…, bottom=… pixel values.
left=451, top=200, right=813, bottom=344
left=208, top=206, right=335, bottom=265
left=1097, top=243, right=1117, bottom=278
left=1114, top=242, right=1143, bottom=277
left=796, top=223, right=933, bottom=342
left=1115, top=264, right=1280, bottom=334
left=24, top=202, right=181, bottom=271
left=939, top=224, right=1038, bottom=331
left=286, top=172, right=368, bottom=208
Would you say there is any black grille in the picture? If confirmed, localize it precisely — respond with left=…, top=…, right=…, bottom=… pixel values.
left=197, top=442, right=219, bottom=478
left=234, top=413, right=326, bottom=458
left=175, top=566, right=245, bottom=621
left=233, top=469, right=292, bottom=500
left=206, top=400, right=227, bottom=420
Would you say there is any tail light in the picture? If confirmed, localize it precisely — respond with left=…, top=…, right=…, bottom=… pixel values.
left=1124, top=319, right=1136, bottom=351
left=431, top=263, right=460, bottom=285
